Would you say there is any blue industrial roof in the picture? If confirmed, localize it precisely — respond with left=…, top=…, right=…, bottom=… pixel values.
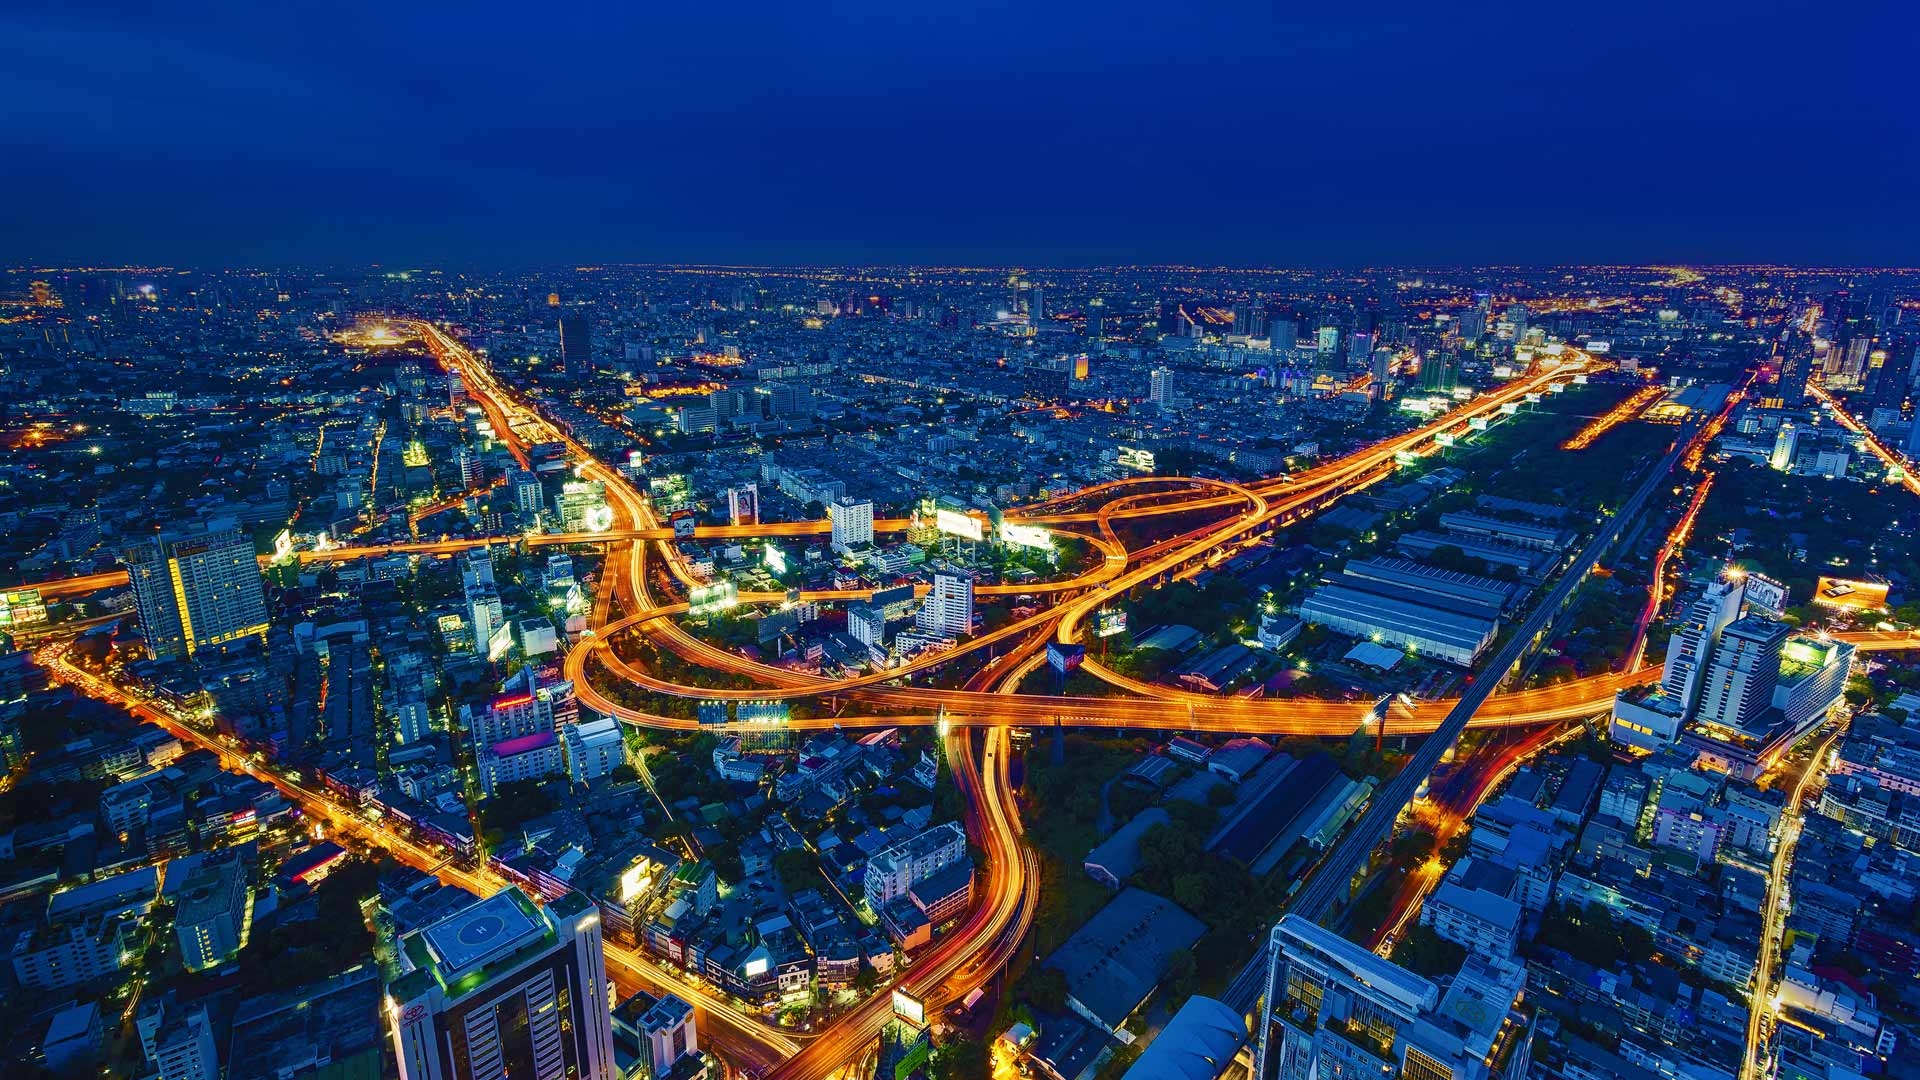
left=1044, top=887, right=1206, bottom=1030
left=1121, top=996, right=1246, bottom=1080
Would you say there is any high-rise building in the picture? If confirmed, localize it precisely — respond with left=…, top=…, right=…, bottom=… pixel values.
left=1268, top=318, right=1297, bottom=352
left=915, top=571, right=974, bottom=637
left=137, top=1001, right=220, bottom=1080
left=1695, top=615, right=1789, bottom=732
left=510, top=470, right=545, bottom=516
left=1661, top=578, right=1746, bottom=718
left=558, top=315, right=590, bottom=377
left=1087, top=297, right=1106, bottom=340
left=828, top=496, right=873, bottom=555
left=1370, top=348, right=1393, bottom=402
left=388, top=888, right=616, bottom=1080
left=1149, top=367, right=1176, bottom=407
left=612, top=991, right=703, bottom=1080
left=1770, top=422, right=1800, bottom=471
left=123, top=526, right=270, bottom=661
left=1028, top=285, right=1045, bottom=324
left=1255, top=915, right=1531, bottom=1080
left=1232, top=301, right=1265, bottom=338
left=174, top=859, right=252, bottom=972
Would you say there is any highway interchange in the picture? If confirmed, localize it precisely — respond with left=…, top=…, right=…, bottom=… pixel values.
left=30, top=321, right=1920, bottom=1078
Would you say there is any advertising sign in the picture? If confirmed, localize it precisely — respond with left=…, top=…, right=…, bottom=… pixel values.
left=688, top=581, right=738, bottom=617
left=935, top=508, right=984, bottom=542
left=891, top=990, right=927, bottom=1027
left=1743, top=573, right=1789, bottom=619
left=999, top=522, right=1053, bottom=551
left=1813, top=577, right=1889, bottom=611
left=764, top=543, right=788, bottom=575
left=1093, top=608, right=1128, bottom=639
left=1117, top=446, right=1156, bottom=471
left=1047, top=642, right=1086, bottom=675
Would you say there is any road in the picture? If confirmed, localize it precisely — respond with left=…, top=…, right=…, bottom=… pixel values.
left=32, top=325, right=1920, bottom=1076
left=41, top=644, right=806, bottom=1071
left=1742, top=724, right=1844, bottom=1080
left=1809, top=383, right=1920, bottom=497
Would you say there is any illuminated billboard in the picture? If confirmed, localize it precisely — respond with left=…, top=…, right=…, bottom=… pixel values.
left=999, top=522, right=1053, bottom=551
left=688, top=581, right=739, bottom=617
left=891, top=990, right=927, bottom=1027
left=1047, top=642, right=1086, bottom=675
left=1093, top=608, right=1128, bottom=639
left=0, top=589, right=47, bottom=629
left=935, top=508, right=984, bottom=542
left=1743, top=573, right=1788, bottom=619
left=272, top=528, right=294, bottom=565
left=618, top=854, right=666, bottom=904
left=1117, top=446, right=1156, bottom=472
left=1434, top=432, right=1457, bottom=447
left=1813, top=577, right=1889, bottom=611
left=764, top=543, right=788, bottom=575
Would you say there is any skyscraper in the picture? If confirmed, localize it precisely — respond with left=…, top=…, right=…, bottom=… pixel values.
left=558, top=315, right=590, bottom=377
left=1661, top=577, right=1746, bottom=718
left=1695, top=615, right=1788, bottom=732
left=1255, top=914, right=1531, bottom=1080
left=1028, top=284, right=1045, bottom=324
left=123, top=526, right=270, bottom=660
left=387, top=888, right=616, bottom=1080
left=1149, top=367, right=1175, bottom=407
left=828, top=496, right=874, bottom=555
left=915, top=571, right=975, bottom=637
left=1770, top=423, right=1800, bottom=471
left=1370, top=347, right=1393, bottom=402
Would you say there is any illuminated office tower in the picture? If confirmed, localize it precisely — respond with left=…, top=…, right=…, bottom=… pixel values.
left=122, top=526, right=269, bottom=660
left=1503, top=303, right=1528, bottom=342
left=1149, top=367, right=1176, bottom=407
left=558, top=314, right=591, bottom=377
left=828, top=496, right=873, bottom=555
left=388, top=888, right=615, bottom=1080
left=1695, top=615, right=1788, bottom=732
left=1255, top=915, right=1530, bottom=1080
left=915, top=572, right=974, bottom=637
left=1028, top=284, right=1045, bottom=324
left=1770, top=422, right=1799, bottom=471
left=1088, top=297, right=1105, bottom=340
left=1661, top=577, right=1746, bottom=719
left=510, top=470, right=546, bottom=516
left=1370, top=348, right=1393, bottom=402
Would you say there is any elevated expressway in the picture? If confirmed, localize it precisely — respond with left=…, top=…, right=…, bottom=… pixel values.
left=35, top=325, right=1918, bottom=1078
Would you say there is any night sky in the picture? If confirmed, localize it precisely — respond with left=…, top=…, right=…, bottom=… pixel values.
left=4, top=2, right=1914, bottom=267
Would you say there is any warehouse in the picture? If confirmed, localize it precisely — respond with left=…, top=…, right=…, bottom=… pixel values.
left=1297, top=582, right=1498, bottom=666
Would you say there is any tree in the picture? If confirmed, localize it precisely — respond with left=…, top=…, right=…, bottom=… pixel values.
left=1021, top=965, right=1069, bottom=1012
left=932, top=1035, right=989, bottom=1079
left=774, top=848, right=819, bottom=891
left=1164, top=948, right=1198, bottom=1001
left=1392, top=924, right=1466, bottom=977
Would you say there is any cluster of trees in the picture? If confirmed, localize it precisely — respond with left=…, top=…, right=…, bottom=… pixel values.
left=479, top=779, right=557, bottom=839
left=232, top=856, right=391, bottom=994
left=1535, top=901, right=1656, bottom=970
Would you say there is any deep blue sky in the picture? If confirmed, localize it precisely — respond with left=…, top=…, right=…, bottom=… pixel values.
left=4, top=2, right=1914, bottom=267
